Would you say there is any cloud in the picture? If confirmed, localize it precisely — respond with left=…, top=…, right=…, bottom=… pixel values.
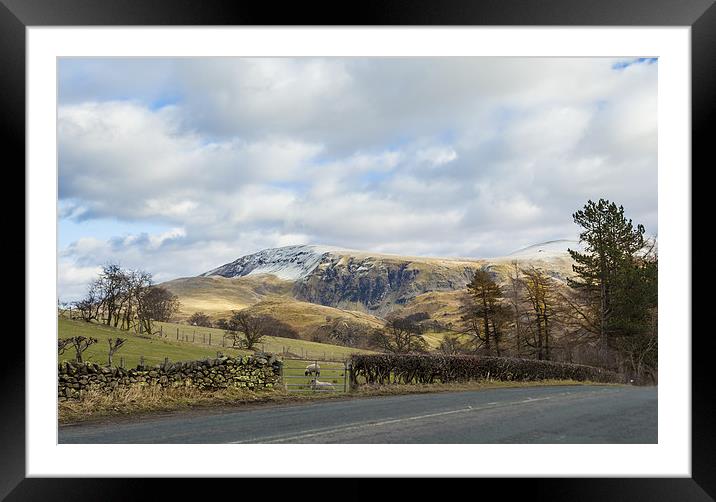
left=58, top=57, right=658, bottom=299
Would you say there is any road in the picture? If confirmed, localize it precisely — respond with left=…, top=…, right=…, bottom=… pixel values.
left=58, top=385, right=657, bottom=444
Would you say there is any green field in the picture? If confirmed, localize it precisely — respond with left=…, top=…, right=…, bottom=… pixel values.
left=154, top=320, right=374, bottom=361
left=58, top=317, right=373, bottom=369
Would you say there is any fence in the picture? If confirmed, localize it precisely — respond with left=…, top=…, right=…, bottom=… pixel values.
left=281, top=357, right=351, bottom=393
left=59, top=314, right=363, bottom=366
left=157, top=322, right=356, bottom=361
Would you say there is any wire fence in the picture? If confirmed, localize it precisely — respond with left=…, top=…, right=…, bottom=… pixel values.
left=58, top=312, right=362, bottom=368
left=154, top=322, right=359, bottom=362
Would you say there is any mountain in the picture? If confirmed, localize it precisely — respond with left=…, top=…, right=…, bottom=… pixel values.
left=200, top=245, right=343, bottom=281
left=198, top=244, right=488, bottom=314
left=161, top=241, right=580, bottom=340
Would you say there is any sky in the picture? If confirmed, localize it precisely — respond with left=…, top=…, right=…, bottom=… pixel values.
left=58, top=57, right=658, bottom=301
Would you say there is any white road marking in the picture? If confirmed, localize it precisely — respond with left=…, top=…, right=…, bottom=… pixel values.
left=228, top=391, right=609, bottom=444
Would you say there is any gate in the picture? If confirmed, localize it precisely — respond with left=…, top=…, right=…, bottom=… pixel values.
left=281, top=357, right=351, bottom=393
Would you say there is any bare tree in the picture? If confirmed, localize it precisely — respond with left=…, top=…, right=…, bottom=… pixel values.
left=120, top=269, right=152, bottom=331
left=437, top=334, right=467, bottom=355
left=58, top=338, right=73, bottom=356
left=107, top=337, right=127, bottom=366
left=371, top=316, right=427, bottom=353
left=310, top=317, right=370, bottom=347
left=521, top=266, right=563, bottom=361
left=506, top=261, right=527, bottom=357
left=137, top=285, right=181, bottom=334
left=460, top=269, right=506, bottom=356
left=67, top=336, right=98, bottom=363
left=97, top=263, right=126, bottom=327
left=74, top=279, right=103, bottom=323
left=224, top=310, right=270, bottom=350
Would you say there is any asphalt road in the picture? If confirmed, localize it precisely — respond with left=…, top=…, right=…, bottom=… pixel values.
left=58, top=385, right=657, bottom=444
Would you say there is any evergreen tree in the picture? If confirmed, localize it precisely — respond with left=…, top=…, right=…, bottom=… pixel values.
left=568, top=199, right=646, bottom=356
left=465, top=268, right=504, bottom=356
left=611, top=241, right=658, bottom=382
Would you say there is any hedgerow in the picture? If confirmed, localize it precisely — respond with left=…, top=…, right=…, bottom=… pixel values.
left=348, top=353, right=621, bottom=386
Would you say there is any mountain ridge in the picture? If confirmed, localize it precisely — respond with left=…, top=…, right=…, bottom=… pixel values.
left=190, top=240, right=579, bottom=314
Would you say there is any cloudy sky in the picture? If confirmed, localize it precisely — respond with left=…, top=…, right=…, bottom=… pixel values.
left=58, top=57, right=657, bottom=300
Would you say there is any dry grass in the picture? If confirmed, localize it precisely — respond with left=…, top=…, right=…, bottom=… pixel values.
left=58, top=385, right=293, bottom=424
left=58, top=379, right=615, bottom=425
left=161, top=274, right=294, bottom=319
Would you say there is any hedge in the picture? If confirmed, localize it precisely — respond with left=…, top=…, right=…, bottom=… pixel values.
left=348, top=353, right=621, bottom=386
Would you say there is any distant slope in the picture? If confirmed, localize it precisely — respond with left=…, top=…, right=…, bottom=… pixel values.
left=244, top=298, right=385, bottom=333
left=160, top=274, right=385, bottom=342
left=162, top=241, right=582, bottom=338
left=161, top=274, right=293, bottom=320
left=198, top=244, right=486, bottom=316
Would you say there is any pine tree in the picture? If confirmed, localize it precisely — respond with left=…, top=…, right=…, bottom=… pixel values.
left=567, top=199, right=646, bottom=355
left=465, top=268, right=504, bottom=356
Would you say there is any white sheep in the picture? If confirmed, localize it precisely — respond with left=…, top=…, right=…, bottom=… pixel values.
left=310, top=378, right=335, bottom=391
left=304, top=363, right=321, bottom=377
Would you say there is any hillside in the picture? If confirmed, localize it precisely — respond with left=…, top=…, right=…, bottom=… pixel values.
left=58, top=317, right=373, bottom=368
left=160, top=274, right=293, bottom=321
left=160, top=241, right=582, bottom=343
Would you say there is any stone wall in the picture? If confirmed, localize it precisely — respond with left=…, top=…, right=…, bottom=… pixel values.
left=58, top=353, right=282, bottom=400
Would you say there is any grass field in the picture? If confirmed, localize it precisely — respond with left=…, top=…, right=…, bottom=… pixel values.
left=58, top=317, right=374, bottom=369
left=154, top=320, right=374, bottom=361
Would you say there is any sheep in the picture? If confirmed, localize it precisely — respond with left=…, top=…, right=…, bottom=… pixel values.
left=304, top=363, right=321, bottom=377
left=309, top=378, right=335, bottom=391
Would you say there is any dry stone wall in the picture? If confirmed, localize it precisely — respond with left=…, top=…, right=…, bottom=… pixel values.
left=58, top=353, right=282, bottom=400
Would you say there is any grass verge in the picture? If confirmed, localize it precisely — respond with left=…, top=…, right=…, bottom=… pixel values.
left=58, top=379, right=618, bottom=425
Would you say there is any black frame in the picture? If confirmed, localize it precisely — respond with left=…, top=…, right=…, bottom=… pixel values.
left=5, top=0, right=710, bottom=499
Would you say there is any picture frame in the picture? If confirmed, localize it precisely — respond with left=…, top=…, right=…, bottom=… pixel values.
left=6, top=0, right=709, bottom=498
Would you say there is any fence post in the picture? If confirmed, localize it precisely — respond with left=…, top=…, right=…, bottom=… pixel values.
left=343, top=361, right=348, bottom=393
left=139, top=355, right=144, bottom=369
left=209, top=333, right=212, bottom=345
left=281, top=362, right=286, bottom=391
left=203, top=333, right=206, bottom=344
left=193, top=330, right=196, bottom=343
left=176, top=328, right=179, bottom=340
left=160, top=325, right=163, bottom=337
left=120, top=356, right=124, bottom=369
left=164, top=356, right=169, bottom=370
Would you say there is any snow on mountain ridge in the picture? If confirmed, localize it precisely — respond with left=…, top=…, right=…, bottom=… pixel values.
left=200, top=245, right=340, bottom=280
left=200, top=240, right=584, bottom=281
left=507, top=239, right=583, bottom=258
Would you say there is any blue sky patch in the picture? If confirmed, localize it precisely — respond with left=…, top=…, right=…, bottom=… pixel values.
left=612, top=57, right=658, bottom=70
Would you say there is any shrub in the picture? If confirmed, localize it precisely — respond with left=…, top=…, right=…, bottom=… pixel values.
left=188, top=312, right=213, bottom=328
left=348, top=353, right=621, bottom=387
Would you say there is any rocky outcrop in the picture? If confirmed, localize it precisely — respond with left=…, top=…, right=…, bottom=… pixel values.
left=193, top=243, right=578, bottom=317
left=294, top=254, right=478, bottom=315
